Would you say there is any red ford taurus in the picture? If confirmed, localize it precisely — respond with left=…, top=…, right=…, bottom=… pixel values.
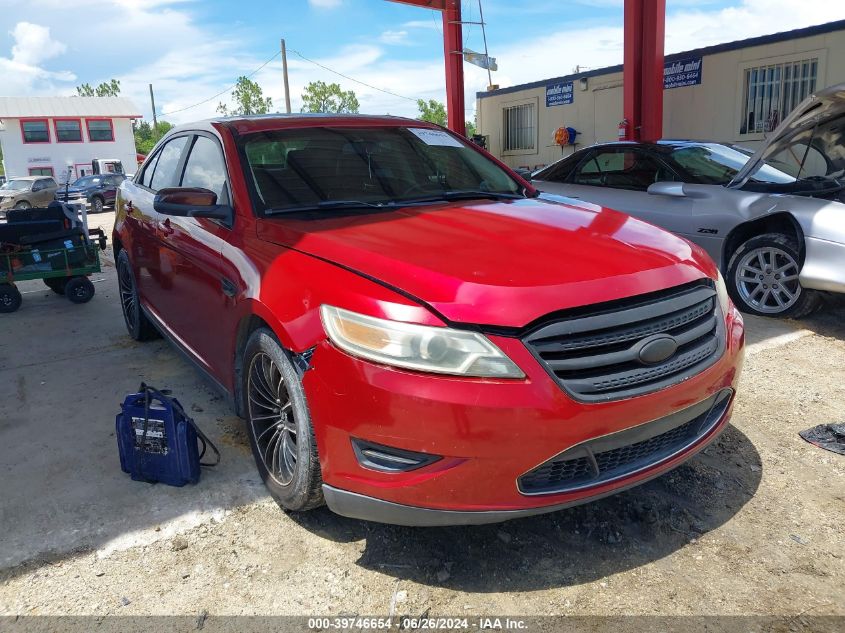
left=113, top=115, right=745, bottom=525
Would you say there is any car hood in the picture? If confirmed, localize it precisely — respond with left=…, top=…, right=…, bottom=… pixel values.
left=61, top=186, right=89, bottom=195
left=730, top=82, right=845, bottom=186
left=0, top=188, right=27, bottom=196
left=257, top=198, right=717, bottom=327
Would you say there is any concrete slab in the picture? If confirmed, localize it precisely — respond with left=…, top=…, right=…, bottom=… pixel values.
left=0, top=268, right=266, bottom=570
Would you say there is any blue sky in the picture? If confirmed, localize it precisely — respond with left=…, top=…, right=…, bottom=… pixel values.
left=1, top=0, right=844, bottom=124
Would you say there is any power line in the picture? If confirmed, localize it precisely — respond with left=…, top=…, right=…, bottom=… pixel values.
left=159, top=50, right=282, bottom=116
left=288, top=47, right=418, bottom=103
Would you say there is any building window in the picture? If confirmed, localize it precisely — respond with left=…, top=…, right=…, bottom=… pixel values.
left=502, top=103, right=536, bottom=152
left=86, top=119, right=115, bottom=142
left=21, top=119, right=50, bottom=143
left=28, top=167, right=54, bottom=176
left=55, top=119, right=83, bottom=142
left=740, top=58, right=818, bottom=135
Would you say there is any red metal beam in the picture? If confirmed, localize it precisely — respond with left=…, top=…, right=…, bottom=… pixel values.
left=442, top=1, right=466, bottom=135
left=386, top=0, right=466, bottom=136
left=623, top=0, right=665, bottom=142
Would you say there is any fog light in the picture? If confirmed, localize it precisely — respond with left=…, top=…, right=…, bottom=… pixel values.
left=351, top=438, right=441, bottom=473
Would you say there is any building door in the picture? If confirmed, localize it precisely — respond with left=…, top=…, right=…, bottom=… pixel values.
left=593, top=85, right=623, bottom=144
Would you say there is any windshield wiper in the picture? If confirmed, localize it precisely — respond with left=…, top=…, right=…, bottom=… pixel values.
left=264, top=200, right=396, bottom=216
left=401, top=190, right=525, bottom=204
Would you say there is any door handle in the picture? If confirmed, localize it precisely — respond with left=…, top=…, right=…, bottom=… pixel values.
left=221, top=277, right=237, bottom=298
left=160, top=218, right=175, bottom=236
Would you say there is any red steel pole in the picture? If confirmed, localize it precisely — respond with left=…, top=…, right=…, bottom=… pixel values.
left=640, top=0, right=666, bottom=142
left=623, top=0, right=644, bottom=141
left=442, top=0, right=466, bottom=136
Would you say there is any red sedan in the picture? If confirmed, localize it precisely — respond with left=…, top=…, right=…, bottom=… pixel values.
left=113, top=115, right=745, bottom=525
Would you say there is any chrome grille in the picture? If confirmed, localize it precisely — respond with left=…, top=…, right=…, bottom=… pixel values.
left=523, top=282, right=725, bottom=402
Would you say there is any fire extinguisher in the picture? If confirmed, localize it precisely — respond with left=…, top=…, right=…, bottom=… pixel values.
left=618, top=118, right=630, bottom=140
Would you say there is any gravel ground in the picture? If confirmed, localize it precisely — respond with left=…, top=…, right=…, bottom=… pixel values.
left=1, top=311, right=843, bottom=620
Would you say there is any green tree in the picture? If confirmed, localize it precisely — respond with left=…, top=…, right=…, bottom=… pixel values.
left=133, top=120, right=174, bottom=155
left=301, top=81, right=359, bottom=114
left=417, top=99, right=477, bottom=138
left=217, top=76, right=273, bottom=116
left=416, top=99, right=447, bottom=126
left=76, top=79, right=121, bottom=97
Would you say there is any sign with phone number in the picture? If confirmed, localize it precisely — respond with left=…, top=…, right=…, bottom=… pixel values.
left=664, top=57, right=702, bottom=89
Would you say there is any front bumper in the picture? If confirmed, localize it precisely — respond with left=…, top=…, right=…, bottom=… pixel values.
left=304, top=306, right=744, bottom=524
left=800, top=236, right=845, bottom=294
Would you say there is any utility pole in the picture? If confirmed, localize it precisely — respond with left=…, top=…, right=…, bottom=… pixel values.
left=149, top=83, right=158, bottom=130
left=477, top=0, right=493, bottom=89
left=281, top=39, right=292, bottom=114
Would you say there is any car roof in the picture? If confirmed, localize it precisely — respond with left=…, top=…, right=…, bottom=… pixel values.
left=166, top=113, right=442, bottom=137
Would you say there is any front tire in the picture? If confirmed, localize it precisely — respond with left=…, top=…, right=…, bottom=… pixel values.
left=116, top=250, right=159, bottom=340
left=14, top=201, right=31, bottom=210
left=242, top=328, right=324, bottom=512
left=91, top=196, right=105, bottom=214
left=727, top=233, right=821, bottom=318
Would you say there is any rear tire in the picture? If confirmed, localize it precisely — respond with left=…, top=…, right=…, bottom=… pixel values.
left=0, top=284, right=22, bottom=313
left=726, top=233, right=822, bottom=319
left=117, top=250, right=159, bottom=340
left=65, top=277, right=95, bottom=304
left=44, top=277, right=68, bottom=295
left=242, top=328, right=324, bottom=512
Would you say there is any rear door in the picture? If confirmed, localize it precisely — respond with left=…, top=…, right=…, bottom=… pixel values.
left=152, top=133, right=236, bottom=381
left=122, top=134, right=191, bottom=320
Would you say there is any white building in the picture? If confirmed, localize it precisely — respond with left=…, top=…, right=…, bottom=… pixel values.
left=0, top=96, right=141, bottom=183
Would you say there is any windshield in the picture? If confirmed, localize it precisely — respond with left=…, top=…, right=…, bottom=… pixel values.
left=241, top=126, right=522, bottom=214
left=670, top=143, right=794, bottom=185
left=73, top=176, right=102, bottom=187
left=1, top=179, right=33, bottom=190
left=748, top=115, right=845, bottom=183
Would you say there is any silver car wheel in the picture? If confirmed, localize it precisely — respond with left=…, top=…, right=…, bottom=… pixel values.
left=735, top=246, right=801, bottom=314
left=247, top=351, right=298, bottom=486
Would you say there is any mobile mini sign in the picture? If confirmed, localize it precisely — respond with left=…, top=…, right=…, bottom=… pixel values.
left=546, top=82, right=574, bottom=107
left=664, top=57, right=703, bottom=89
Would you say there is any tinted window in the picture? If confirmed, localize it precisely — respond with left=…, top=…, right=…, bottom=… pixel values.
left=181, top=136, right=228, bottom=202
left=149, top=137, right=188, bottom=191
left=534, top=154, right=581, bottom=182
left=87, top=119, right=114, bottom=142
left=241, top=126, right=521, bottom=213
left=139, top=152, right=161, bottom=188
left=572, top=149, right=669, bottom=191
left=22, top=120, right=49, bottom=143
left=56, top=119, right=82, bottom=142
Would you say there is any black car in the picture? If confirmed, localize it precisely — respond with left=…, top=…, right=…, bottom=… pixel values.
left=56, top=174, right=126, bottom=213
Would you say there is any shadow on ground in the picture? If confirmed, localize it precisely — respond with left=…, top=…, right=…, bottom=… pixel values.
left=289, top=423, right=761, bottom=592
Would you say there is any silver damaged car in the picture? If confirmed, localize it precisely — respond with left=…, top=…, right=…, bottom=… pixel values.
left=534, top=82, right=845, bottom=318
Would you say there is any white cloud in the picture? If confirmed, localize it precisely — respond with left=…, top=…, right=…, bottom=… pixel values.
left=308, top=0, right=342, bottom=8
left=402, top=19, right=441, bottom=30
left=0, top=22, right=75, bottom=94
left=378, top=30, right=409, bottom=45
left=9, top=22, right=66, bottom=66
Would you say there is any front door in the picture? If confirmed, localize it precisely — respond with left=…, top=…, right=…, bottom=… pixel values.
left=152, top=133, right=236, bottom=384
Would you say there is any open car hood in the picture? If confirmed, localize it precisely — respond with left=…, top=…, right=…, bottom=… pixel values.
left=730, top=82, right=845, bottom=187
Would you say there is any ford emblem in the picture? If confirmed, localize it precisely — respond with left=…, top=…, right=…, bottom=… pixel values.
left=637, top=335, right=678, bottom=365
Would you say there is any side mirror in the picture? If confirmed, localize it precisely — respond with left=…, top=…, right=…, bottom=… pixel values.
left=154, top=187, right=232, bottom=220
left=513, top=167, right=533, bottom=181
left=647, top=181, right=687, bottom=197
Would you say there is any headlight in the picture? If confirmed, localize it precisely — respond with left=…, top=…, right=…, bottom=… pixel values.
left=320, top=305, right=525, bottom=378
left=715, top=271, right=731, bottom=316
